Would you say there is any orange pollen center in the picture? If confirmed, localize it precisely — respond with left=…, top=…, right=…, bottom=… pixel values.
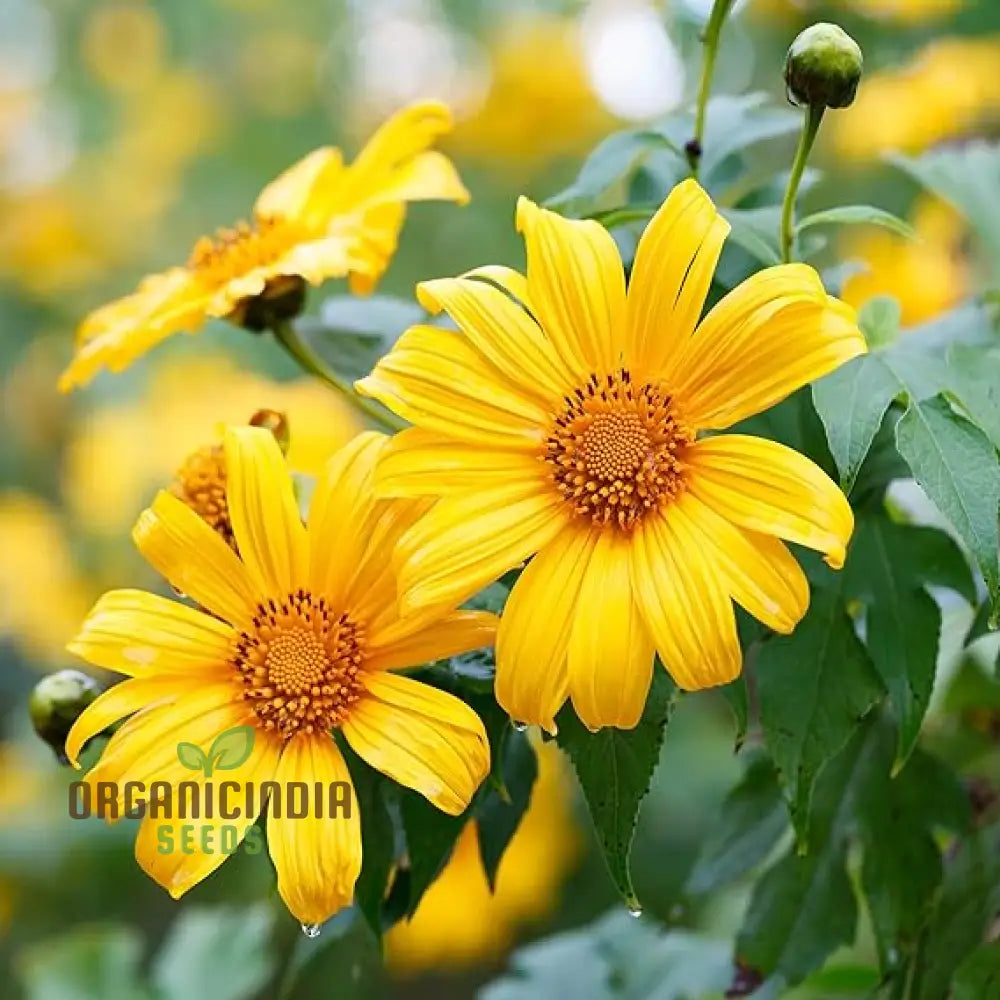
left=545, top=369, right=692, bottom=530
left=170, top=444, right=234, bottom=549
left=186, top=214, right=303, bottom=287
left=232, top=591, right=366, bottom=739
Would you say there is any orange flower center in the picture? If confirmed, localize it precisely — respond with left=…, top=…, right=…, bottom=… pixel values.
left=186, top=214, right=304, bottom=288
left=545, top=370, right=691, bottom=530
left=170, top=444, right=234, bottom=549
left=232, top=591, right=366, bottom=739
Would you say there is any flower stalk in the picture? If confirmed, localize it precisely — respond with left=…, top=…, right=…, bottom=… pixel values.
left=779, top=103, right=824, bottom=263
left=688, top=0, right=736, bottom=175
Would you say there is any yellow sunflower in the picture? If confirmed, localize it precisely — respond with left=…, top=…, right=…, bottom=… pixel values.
left=58, top=101, right=469, bottom=391
left=358, top=179, right=866, bottom=733
left=63, top=427, right=494, bottom=925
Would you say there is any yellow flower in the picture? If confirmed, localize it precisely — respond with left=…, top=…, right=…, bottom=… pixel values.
left=64, top=427, right=494, bottom=924
left=841, top=197, right=970, bottom=326
left=387, top=741, right=579, bottom=971
left=59, top=102, right=470, bottom=391
left=359, top=179, right=865, bottom=732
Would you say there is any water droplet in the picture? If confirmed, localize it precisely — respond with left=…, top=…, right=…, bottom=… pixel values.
left=511, top=720, right=528, bottom=733
left=301, top=923, right=322, bottom=939
left=886, top=947, right=900, bottom=968
left=627, top=903, right=643, bottom=918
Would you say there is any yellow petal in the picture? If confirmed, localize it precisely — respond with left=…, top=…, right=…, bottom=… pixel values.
left=672, top=266, right=867, bottom=429
left=308, top=431, right=387, bottom=608
left=417, top=276, right=570, bottom=404
left=135, top=727, right=281, bottom=900
left=461, top=264, right=532, bottom=311
left=676, top=493, right=809, bottom=634
left=516, top=196, right=626, bottom=376
left=343, top=671, right=489, bottom=814
left=345, top=202, right=405, bottom=295
left=495, top=525, right=596, bottom=733
left=355, top=150, right=469, bottom=208
left=65, top=676, right=182, bottom=768
left=67, top=589, right=235, bottom=679
left=630, top=507, right=741, bottom=690
left=133, top=492, right=258, bottom=631
left=395, top=482, right=567, bottom=615
left=366, top=610, right=498, bottom=672
left=686, top=435, right=854, bottom=569
left=254, top=146, right=344, bottom=221
left=624, top=179, right=730, bottom=375
left=267, top=734, right=361, bottom=926
left=375, top=428, right=545, bottom=497
left=271, top=236, right=355, bottom=286
left=224, top=426, right=307, bottom=599
left=568, top=531, right=655, bottom=731
left=357, top=325, right=548, bottom=449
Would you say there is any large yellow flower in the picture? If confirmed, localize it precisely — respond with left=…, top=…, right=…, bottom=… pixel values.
left=359, top=179, right=866, bottom=733
left=59, top=101, right=469, bottom=391
left=63, top=427, right=494, bottom=925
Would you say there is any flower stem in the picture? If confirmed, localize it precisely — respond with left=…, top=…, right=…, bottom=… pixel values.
left=779, top=103, right=825, bottom=263
left=688, top=0, right=735, bottom=176
left=271, top=321, right=406, bottom=433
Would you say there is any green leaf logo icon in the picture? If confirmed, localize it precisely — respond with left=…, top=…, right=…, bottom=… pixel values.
left=175, top=726, right=255, bottom=776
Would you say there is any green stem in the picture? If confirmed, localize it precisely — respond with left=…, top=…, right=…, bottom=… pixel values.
left=271, top=321, right=406, bottom=433
left=689, top=0, right=735, bottom=176
left=779, top=103, right=824, bottom=263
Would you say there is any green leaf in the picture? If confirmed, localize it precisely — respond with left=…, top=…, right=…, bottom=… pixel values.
left=858, top=295, right=903, bottom=348
left=151, top=905, right=275, bottom=1000
left=812, top=354, right=902, bottom=494
left=555, top=670, right=677, bottom=911
left=796, top=205, right=917, bottom=241
left=953, top=941, right=1000, bottom=1000
left=719, top=676, right=749, bottom=751
left=475, top=729, right=538, bottom=890
left=845, top=515, right=974, bottom=766
left=895, top=395, right=1000, bottom=620
left=398, top=789, right=468, bottom=917
left=685, top=755, right=788, bottom=895
left=208, top=726, right=256, bottom=772
left=947, top=344, right=1000, bottom=450
left=722, top=208, right=782, bottom=265
left=756, top=580, right=883, bottom=836
left=176, top=741, right=208, bottom=772
left=18, top=926, right=152, bottom=1000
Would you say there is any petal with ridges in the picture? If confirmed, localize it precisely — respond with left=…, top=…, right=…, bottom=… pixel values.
left=133, top=493, right=258, bottom=631
left=268, top=735, right=362, bottom=925
left=516, top=197, right=626, bottom=376
left=495, top=524, right=596, bottom=733
left=366, top=610, right=497, bottom=671
left=568, top=532, right=655, bottom=731
left=631, top=507, right=741, bottom=690
left=343, top=671, right=489, bottom=814
left=254, top=147, right=344, bottom=222
left=685, top=435, right=854, bottom=569
left=224, top=426, right=308, bottom=599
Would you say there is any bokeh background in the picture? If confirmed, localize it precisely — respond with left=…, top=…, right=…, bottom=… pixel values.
left=2, top=0, right=999, bottom=997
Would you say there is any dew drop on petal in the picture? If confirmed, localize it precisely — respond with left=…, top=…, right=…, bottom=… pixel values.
left=511, top=720, right=528, bottom=733
left=301, top=923, right=322, bottom=939
left=627, top=903, right=643, bottom=918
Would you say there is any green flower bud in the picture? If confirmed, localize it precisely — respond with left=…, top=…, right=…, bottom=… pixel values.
left=29, top=670, right=102, bottom=763
left=784, top=22, right=863, bottom=110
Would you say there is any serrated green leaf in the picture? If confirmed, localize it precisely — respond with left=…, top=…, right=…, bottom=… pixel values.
left=895, top=395, right=1000, bottom=619
left=812, top=354, right=901, bottom=494
left=176, top=741, right=208, bottom=772
left=756, top=581, right=884, bottom=836
left=858, top=296, right=903, bottom=348
left=796, top=205, right=916, bottom=241
left=555, top=670, right=676, bottom=910
left=685, top=756, right=788, bottom=895
left=208, top=726, right=256, bottom=772
left=151, top=905, right=274, bottom=1000
left=947, top=345, right=1000, bottom=450
left=953, top=940, right=1000, bottom=1000
left=844, top=515, right=974, bottom=766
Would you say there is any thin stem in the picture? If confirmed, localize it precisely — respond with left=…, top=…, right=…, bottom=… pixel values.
left=688, top=0, right=735, bottom=175
left=779, top=103, right=825, bottom=263
left=271, top=321, right=406, bottom=433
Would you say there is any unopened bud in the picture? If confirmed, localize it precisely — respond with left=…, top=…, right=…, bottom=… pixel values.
left=29, top=670, right=102, bottom=763
left=784, top=22, right=863, bottom=110
left=250, top=408, right=290, bottom=454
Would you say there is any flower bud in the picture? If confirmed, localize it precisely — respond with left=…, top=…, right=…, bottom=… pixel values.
left=250, top=408, right=291, bottom=454
left=29, top=670, right=102, bottom=763
left=784, top=23, right=863, bottom=110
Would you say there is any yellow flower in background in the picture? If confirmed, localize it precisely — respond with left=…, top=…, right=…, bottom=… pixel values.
left=64, top=428, right=494, bottom=924
left=450, top=13, right=612, bottom=167
left=236, top=30, right=323, bottom=117
left=59, top=102, right=470, bottom=391
left=0, top=493, right=93, bottom=666
left=748, top=0, right=965, bottom=23
left=388, top=741, right=579, bottom=971
left=833, top=37, right=1000, bottom=162
left=360, top=179, right=864, bottom=732
left=81, top=2, right=166, bottom=95
left=841, top=198, right=970, bottom=326
left=63, top=352, right=361, bottom=538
